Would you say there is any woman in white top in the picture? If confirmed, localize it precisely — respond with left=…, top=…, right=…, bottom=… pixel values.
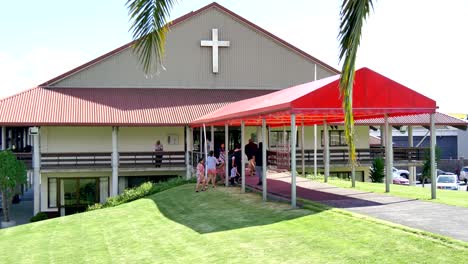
left=206, top=150, right=219, bottom=188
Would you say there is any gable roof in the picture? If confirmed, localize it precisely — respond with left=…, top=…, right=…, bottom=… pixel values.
left=39, top=2, right=339, bottom=87
left=192, top=68, right=437, bottom=126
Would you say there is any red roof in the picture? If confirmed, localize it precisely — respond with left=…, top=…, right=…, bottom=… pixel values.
left=0, top=88, right=274, bottom=126
left=39, top=2, right=338, bottom=87
left=192, top=68, right=437, bottom=126
left=350, top=112, right=468, bottom=126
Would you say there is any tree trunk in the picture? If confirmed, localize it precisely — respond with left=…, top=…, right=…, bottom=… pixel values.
left=1, top=191, right=9, bottom=222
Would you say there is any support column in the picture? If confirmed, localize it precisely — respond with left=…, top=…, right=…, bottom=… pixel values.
left=185, top=126, right=191, bottom=180
left=323, top=121, right=329, bottom=182
left=1, top=126, right=5, bottom=150
left=210, top=125, right=214, bottom=152
left=291, top=114, right=297, bottom=208
left=111, top=126, right=119, bottom=196
left=385, top=114, right=392, bottom=193
left=314, top=124, right=317, bottom=176
left=199, top=128, right=203, bottom=153
left=203, top=124, right=208, bottom=180
left=408, top=126, right=416, bottom=186
left=301, top=122, right=305, bottom=177
left=430, top=113, right=437, bottom=199
left=31, top=127, right=40, bottom=215
left=262, top=118, right=267, bottom=201
left=225, top=123, right=229, bottom=187
left=241, top=121, right=246, bottom=193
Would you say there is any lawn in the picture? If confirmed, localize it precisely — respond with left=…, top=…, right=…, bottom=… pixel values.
left=0, top=184, right=466, bottom=263
left=304, top=175, right=468, bottom=208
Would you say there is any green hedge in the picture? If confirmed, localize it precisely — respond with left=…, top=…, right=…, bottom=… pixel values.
left=88, top=177, right=195, bottom=211
left=30, top=212, right=48, bottom=222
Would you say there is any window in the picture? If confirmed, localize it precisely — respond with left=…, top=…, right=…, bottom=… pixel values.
left=48, top=178, right=57, bottom=208
left=321, top=130, right=347, bottom=146
left=268, top=130, right=299, bottom=148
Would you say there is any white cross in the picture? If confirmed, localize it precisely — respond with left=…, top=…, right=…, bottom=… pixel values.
left=201, top=29, right=230, bottom=73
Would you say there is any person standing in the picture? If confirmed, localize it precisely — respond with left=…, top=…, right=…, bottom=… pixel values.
left=218, top=143, right=226, bottom=181
left=154, top=140, right=164, bottom=167
left=245, top=139, right=258, bottom=176
left=255, top=142, right=264, bottom=186
left=206, top=151, right=219, bottom=188
left=195, top=158, right=206, bottom=192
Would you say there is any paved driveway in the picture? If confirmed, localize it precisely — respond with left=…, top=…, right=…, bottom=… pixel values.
left=245, top=171, right=468, bottom=242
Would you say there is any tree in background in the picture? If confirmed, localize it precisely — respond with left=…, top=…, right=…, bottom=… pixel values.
left=369, top=157, right=384, bottom=183
left=0, top=150, right=27, bottom=223
left=421, top=147, right=441, bottom=187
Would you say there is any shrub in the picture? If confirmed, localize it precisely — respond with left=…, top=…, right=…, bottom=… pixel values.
left=88, top=177, right=194, bottom=211
left=369, top=157, right=385, bottom=183
left=30, top=212, right=48, bottom=222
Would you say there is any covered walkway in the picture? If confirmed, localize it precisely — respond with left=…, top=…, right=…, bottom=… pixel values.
left=244, top=172, right=468, bottom=242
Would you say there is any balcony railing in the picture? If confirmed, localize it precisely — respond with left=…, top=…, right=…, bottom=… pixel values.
left=14, top=147, right=427, bottom=170
left=14, top=151, right=186, bottom=170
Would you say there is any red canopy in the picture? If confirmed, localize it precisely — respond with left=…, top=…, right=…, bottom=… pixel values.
left=191, top=68, right=437, bottom=127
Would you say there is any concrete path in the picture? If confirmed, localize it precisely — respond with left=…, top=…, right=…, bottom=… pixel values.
left=245, top=170, right=468, bottom=242
left=1, top=188, right=34, bottom=228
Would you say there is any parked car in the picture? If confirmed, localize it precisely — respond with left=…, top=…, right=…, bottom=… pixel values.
left=392, top=167, right=409, bottom=178
left=416, top=169, right=455, bottom=183
left=459, top=166, right=468, bottom=184
left=392, top=174, right=409, bottom=185
left=436, top=174, right=459, bottom=190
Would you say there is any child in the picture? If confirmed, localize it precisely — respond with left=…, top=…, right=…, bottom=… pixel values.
left=206, top=151, right=219, bottom=188
left=230, top=164, right=241, bottom=186
left=195, top=158, right=206, bottom=192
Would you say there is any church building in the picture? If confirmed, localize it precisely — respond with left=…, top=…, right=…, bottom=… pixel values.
left=0, top=3, right=386, bottom=216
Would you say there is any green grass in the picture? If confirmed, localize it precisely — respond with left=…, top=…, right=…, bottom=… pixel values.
left=0, top=184, right=466, bottom=263
left=305, top=175, right=468, bottom=208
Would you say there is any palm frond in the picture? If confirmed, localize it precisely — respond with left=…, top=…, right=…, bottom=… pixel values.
left=338, top=0, right=373, bottom=165
left=126, top=0, right=177, bottom=74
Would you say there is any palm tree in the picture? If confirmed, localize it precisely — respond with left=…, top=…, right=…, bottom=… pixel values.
left=127, top=0, right=373, bottom=174
left=338, top=0, right=374, bottom=177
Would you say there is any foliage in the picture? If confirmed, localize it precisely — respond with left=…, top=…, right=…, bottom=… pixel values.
left=30, top=212, right=48, bottom=223
left=338, top=0, right=374, bottom=168
left=369, top=157, right=385, bottom=183
left=0, top=185, right=466, bottom=263
left=87, top=177, right=194, bottom=211
left=126, top=0, right=177, bottom=74
left=421, top=147, right=441, bottom=186
left=0, top=150, right=27, bottom=222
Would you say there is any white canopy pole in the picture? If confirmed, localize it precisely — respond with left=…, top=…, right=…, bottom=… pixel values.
left=225, top=123, right=229, bottom=187
left=210, top=125, right=214, bottom=152
left=314, top=124, right=317, bottom=176
left=291, top=114, right=297, bottom=208
left=241, top=120, right=246, bottom=193
left=323, top=120, right=329, bottom=183
left=262, top=118, right=267, bottom=201
left=301, top=121, right=305, bottom=177
left=430, top=113, right=437, bottom=199
left=203, top=124, right=208, bottom=180
left=384, top=114, right=391, bottom=193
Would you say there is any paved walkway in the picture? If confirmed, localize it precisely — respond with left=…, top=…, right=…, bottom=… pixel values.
left=245, top=170, right=468, bottom=242
left=1, top=188, right=34, bottom=228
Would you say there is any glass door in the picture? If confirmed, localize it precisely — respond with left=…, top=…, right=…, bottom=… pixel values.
left=58, top=178, right=100, bottom=215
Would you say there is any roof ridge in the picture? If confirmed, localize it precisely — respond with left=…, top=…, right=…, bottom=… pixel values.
left=39, top=1, right=339, bottom=88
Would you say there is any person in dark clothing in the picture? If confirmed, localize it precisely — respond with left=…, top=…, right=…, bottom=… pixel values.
left=245, top=139, right=258, bottom=176
left=255, top=142, right=264, bottom=185
left=232, top=144, right=242, bottom=175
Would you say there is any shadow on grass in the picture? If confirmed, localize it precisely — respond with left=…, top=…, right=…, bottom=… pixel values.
left=147, top=184, right=324, bottom=234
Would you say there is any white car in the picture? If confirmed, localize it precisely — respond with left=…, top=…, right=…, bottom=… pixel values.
left=436, top=174, right=459, bottom=191
left=392, top=167, right=409, bottom=178
left=459, top=166, right=468, bottom=184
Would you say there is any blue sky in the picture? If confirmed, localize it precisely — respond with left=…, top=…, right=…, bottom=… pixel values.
left=1, top=0, right=467, bottom=113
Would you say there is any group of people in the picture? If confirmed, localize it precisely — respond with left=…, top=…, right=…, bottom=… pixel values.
left=195, top=139, right=266, bottom=192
